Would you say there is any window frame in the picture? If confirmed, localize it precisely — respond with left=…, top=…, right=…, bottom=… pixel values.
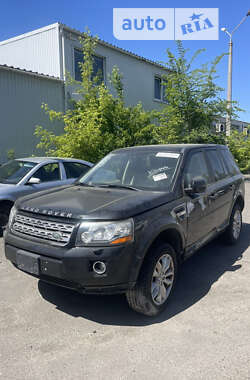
left=219, top=148, right=240, bottom=176
left=154, top=75, right=167, bottom=103
left=73, top=48, right=106, bottom=84
left=204, top=148, right=228, bottom=183
left=182, top=149, right=213, bottom=190
left=32, top=162, right=62, bottom=183
left=63, top=161, right=90, bottom=179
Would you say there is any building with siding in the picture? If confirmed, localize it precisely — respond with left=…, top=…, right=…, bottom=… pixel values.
left=0, top=64, right=64, bottom=163
left=0, top=23, right=169, bottom=111
left=0, top=23, right=171, bottom=162
left=214, top=117, right=249, bottom=135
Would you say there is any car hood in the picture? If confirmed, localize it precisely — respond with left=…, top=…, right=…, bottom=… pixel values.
left=17, top=185, right=175, bottom=220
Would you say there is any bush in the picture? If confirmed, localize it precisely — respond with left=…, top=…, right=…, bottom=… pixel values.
left=35, top=35, right=247, bottom=171
left=227, top=131, right=250, bottom=173
left=7, top=149, right=15, bottom=161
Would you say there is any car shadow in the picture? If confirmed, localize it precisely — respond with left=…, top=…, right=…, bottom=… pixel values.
left=38, top=223, right=250, bottom=326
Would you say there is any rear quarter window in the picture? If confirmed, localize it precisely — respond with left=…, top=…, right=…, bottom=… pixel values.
left=205, top=150, right=227, bottom=182
left=64, top=162, right=90, bottom=179
left=220, top=149, right=240, bottom=176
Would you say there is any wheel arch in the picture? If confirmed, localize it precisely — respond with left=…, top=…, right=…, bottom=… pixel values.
left=0, top=199, right=14, bottom=210
left=142, top=227, right=184, bottom=265
left=0, top=200, right=14, bottom=229
left=234, top=194, right=244, bottom=211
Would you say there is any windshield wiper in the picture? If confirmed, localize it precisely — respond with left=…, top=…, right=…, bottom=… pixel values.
left=76, top=183, right=98, bottom=188
left=96, top=184, right=139, bottom=191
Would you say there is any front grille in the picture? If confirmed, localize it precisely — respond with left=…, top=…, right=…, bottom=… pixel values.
left=11, top=214, right=75, bottom=245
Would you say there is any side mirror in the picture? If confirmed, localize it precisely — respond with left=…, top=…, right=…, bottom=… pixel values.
left=185, top=176, right=207, bottom=195
left=27, top=177, right=41, bottom=185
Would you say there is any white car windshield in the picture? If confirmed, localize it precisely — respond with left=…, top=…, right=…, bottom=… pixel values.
left=0, top=160, right=37, bottom=184
left=79, top=150, right=180, bottom=191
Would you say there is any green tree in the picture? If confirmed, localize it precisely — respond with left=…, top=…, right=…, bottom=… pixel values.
left=35, top=36, right=247, bottom=171
left=154, top=41, right=240, bottom=145
left=7, top=149, right=15, bottom=161
left=35, top=32, right=156, bottom=163
left=227, top=130, right=250, bottom=173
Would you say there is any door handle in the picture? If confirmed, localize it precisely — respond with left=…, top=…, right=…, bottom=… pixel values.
left=208, top=192, right=218, bottom=200
left=173, top=206, right=186, bottom=219
left=217, top=190, right=225, bottom=195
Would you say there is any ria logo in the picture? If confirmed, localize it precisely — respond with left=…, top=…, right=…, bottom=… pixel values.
left=175, top=8, right=219, bottom=40
left=181, top=13, right=213, bottom=35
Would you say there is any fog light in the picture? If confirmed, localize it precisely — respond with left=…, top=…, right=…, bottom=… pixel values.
left=93, top=261, right=106, bottom=275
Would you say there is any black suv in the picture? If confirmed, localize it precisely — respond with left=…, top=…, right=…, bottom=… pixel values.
left=4, top=144, right=245, bottom=316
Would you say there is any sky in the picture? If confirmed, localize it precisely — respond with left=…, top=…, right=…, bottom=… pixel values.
left=1, top=0, right=250, bottom=122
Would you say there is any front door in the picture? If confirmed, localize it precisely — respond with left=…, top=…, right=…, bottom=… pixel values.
left=27, top=163, right=63, bottom=191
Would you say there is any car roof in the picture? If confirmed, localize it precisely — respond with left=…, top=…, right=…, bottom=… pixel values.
left=16, top=157, right=93, bottom=166
left=113, top=144, right=227, bottom=154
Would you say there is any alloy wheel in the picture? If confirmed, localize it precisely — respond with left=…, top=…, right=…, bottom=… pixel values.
left=151, top=253, right=175, bottom=306
left=232, top=209, right=242, bottom=240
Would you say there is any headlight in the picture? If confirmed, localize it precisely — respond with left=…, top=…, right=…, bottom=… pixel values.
left=76, top=219, right=134, bottom=246
left=8, top=205, right=17, bottom=228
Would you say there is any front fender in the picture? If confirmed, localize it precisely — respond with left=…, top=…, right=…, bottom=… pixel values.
left=129, top=209, right=186, bottom=282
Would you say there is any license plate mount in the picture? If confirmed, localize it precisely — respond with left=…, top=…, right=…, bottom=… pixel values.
left=16, top=251, right=40, bottom=275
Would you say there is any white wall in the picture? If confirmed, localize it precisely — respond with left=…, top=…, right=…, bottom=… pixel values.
left=0, top=23, right=169, bottom=111
left=0, top=25, right=60, bottom=78
left=63, top=30, right=168, bottom=111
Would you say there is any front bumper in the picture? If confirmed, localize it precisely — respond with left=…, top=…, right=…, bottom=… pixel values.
left=4, top=232, right=137, bottom=294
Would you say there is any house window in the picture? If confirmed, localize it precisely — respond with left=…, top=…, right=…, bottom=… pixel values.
left=216, top=123, right=225, bottom=133
left=74, top=49, right=104, bottom=83
left=154, top=76, right=167, bottom=102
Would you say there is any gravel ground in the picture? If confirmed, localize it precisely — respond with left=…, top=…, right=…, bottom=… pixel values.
left=0, top=183, right=249, bottom=380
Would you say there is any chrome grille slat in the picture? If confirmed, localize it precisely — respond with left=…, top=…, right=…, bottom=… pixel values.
left=12, top=213, right=74, bottom=245
left=15, top=214, right=74, bottom=232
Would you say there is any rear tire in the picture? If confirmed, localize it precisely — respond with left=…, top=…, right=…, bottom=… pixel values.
left=126, top=242, right=178, bottom=316
left=224, top=203, right=242, bottom=245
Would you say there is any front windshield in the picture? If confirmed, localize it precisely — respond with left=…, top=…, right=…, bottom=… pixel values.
left=79, top=150, right=180, bottom=191
left=0, top=160, right=37, bottom=184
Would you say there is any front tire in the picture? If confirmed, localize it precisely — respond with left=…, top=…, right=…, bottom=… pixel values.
left=224, top=203, right=242, bottom=245
left=126, top=242, right=178, bottom=316
left=0, top=204, right=12, bottom=229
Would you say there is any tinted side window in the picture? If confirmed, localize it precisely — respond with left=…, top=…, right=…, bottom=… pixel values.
left=206, top=150, right=226, bottom=181
left=64, top=162, right=90, bottom=179
left=220, top=150, right=240, bottom=175
left=184, top=151, right=211, bottom=188
left=34, top=163, right=60, bottom=182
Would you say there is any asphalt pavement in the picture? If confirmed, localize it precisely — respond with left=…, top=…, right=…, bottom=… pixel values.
left=0, top=184, right=250, bottom=380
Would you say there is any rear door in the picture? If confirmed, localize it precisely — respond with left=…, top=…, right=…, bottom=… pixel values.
left=183, top=149, right=215, bottom=247
left=62, top=161, right=91, bottom=184
left=204, top=148, right=234, bottom=230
